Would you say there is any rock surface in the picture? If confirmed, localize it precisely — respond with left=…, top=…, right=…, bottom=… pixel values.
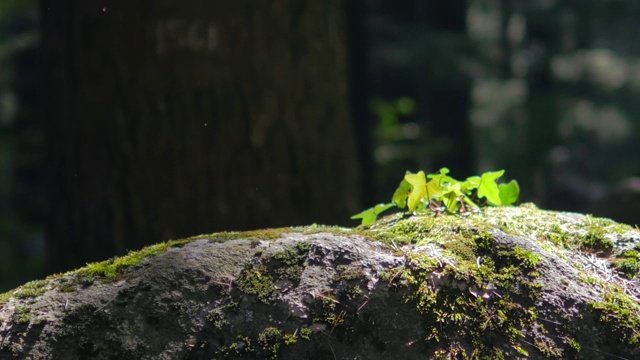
left=1, top=204, right=640, bottom=359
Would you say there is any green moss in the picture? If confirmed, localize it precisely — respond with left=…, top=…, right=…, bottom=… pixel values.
left=78, top=238, right=193, bottom=279
left=380, top=224, right=547, bottom=359
left=296, top=224, right=352, bottom=236
left=206, top=308, right=229, bottom=330
left=2, top=203, right=639, bottom=359
left=364, top=215, right=436, bottom=246
left=334, top=265, right=366, bottom=281
left=0, top=292, right=10, bottom=304
left=233, top=242, right=315, bottom=305
left=217, top=335, right=255, bottom=357
left=613, top=250, right=640, bottom=279
left=75, top=275, right=95, bottom=286
left=512, top=246, right=541, bottom=269
left=1, top=342, right=19, bottom=357
left=565, top=337, right=581, bottom=356
left=58, top=283, right=76, bottom=293
left=272, top=241, right=311, bottom=265
left=257, top=327, right=283, bottom=359
left=12, top=305, right=31, bottom=325
left=580, top=228, right=614, bottom=253
left=588, top=288, right=640, bottom=346
left=55, top=278, right=77, bottom=293
left=283, top=333, right=297, bottom=345
left=207, top=228, right=292, bottom=242
left=331, top=265, right=368, bottom=305
left=2, top=276, right=54, bottom=303
left=235, top=265, right=277, bottom=304
left=12, top=279, right=49, bottom=299
left=215, top=325, right=297, bottom=359
left=271, top=241, right=311, bottom=281
left=204, top=225, right=350, bottom=245
left=299, top=327, right=312, bottom=340
left=0, top=237, right=198, bottom=308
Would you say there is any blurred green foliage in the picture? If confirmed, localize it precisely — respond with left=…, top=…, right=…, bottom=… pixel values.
left=368, top=0, right=640, bottom=226
left=369, top=96, right=452, bottom=203
left=0, top=0, right=34, bottom=17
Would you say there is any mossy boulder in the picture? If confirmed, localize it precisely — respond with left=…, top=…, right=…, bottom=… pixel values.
left=1, top=204, right=639, bottom=359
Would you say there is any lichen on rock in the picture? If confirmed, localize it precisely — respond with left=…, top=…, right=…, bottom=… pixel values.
left=0, top=204, right=639, bottom=359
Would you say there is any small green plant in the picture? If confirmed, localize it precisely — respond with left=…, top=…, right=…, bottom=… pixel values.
left=351, top=167, right=519, bottom=225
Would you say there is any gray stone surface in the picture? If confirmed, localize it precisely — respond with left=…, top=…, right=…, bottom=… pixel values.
left=1, top=206, right=640, bottom=359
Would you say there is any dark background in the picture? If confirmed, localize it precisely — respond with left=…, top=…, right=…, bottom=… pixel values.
left=2, top=0, right=640, bottom=291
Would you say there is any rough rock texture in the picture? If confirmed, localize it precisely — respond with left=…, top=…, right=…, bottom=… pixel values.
left=1, top=204, right=640, bottom=359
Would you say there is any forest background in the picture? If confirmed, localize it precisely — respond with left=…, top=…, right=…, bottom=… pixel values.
left=1, top=0, right=639, bottom=291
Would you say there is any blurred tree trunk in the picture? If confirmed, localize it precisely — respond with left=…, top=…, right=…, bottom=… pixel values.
left=344, top=0, right=374, bottom=207
left=41, top=0, right=362, bottom=273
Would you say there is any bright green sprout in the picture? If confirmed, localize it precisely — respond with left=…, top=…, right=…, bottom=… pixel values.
left=351, top=167, right=520, bottom=225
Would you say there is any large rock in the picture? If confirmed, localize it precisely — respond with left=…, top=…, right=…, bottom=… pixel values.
left=1, top=204, right=639, bottom=359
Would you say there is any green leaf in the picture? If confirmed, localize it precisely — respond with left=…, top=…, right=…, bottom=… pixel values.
left=461, top=176, right=481, bottom=194
left=426, top=179, right=443, bottom=199
left=477, top=170, right=505, bottom=205
left=350, top=203, right=396, bottom=225
left=405, top=171, right=428, bottom=212
left=498, top=180, right=520, bottom=206
left=427, top=167, right=458, bottom=186
left=392, top=177, right=412, bottom=209
left=350, top=166, right=520, bottom=223
left=350, top=209, right=377, bottom=226
left=441, top=182, right=463, bottom=212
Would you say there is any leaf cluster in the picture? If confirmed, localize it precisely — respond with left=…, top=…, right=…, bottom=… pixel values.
left=351, top=168, right=519, bottom=225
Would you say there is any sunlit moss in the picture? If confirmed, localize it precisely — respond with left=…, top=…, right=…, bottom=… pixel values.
left=588, top=288, right=640, bottom=346
left=2, top=203, right=640, bottom=358
left=12, top=305, right=31, bottom=325
left=257, top=327, right=283, bottom=359
left=614, top=250, right=640, bottom=279
left=11, top=279, right=48, bottom=299
left=235, top=266, right=277, bottom=304
left=206, top=228, right=292, bottom=242
left=299, top=327, right=312, bottom=340
left=580, top=227, right=614, bottom=252
left=78, top=238, right=193, bottom=279
left=271, top=241, right=311, bottom=281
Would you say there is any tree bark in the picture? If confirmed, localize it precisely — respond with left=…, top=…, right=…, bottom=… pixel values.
left=42, top=1, right=362, bottom=273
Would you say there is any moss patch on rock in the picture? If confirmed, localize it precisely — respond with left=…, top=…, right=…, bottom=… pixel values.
left=380, top=231, right=543, bottom=358
left=2, top=204, right=640, bottom=359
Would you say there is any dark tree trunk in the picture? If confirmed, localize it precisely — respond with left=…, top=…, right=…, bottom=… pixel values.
left=42, top=1, right=362, bottom=273
left=344, top=0, right=374, bottom=207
